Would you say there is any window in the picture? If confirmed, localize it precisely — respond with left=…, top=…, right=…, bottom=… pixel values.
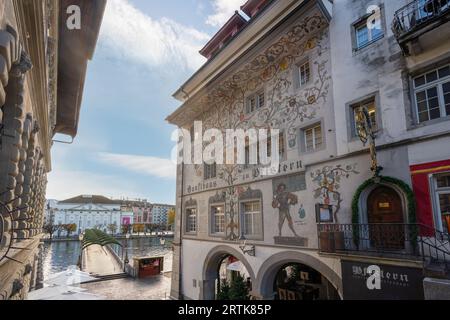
left=241, top=201, right=261, bottom=237
left=245, top=90, right=265, bottom=114
left=351, top=98, right=378, bottom=136
left=211, top=205, right=225, bottom=234
left=354, top=14, right=383, bottom=50
left=303, top=124, right=323, bottom=152
left=414, top=64, right=450, bottom=123
left=186, top=208, right=197, bottom=233
left=245, top=131, right=285, bottom=166
left=204, top=162, right=216, bottom=180
left=190, top=125, right=195, bottom=142
left=295, top=59, right=310, bottom=88
left=434, top=173, right=450, bottom=234
left=267, top=131, right=285, bottom=159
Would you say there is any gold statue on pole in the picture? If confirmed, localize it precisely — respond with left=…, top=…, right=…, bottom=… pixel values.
left=355, top=106, right=383, bottom=177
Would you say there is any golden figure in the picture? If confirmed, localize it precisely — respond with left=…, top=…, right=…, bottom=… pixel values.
left=355, top=107, right=382, bottom=176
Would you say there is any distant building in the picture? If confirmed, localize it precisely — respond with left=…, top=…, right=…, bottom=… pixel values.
left=151, top=204, right=175, bottom=227
left=46, top=196, right=173, bottom=234
left=122, top=199, right=151, bottom=224
left=52, top=195, right=122, bottom=235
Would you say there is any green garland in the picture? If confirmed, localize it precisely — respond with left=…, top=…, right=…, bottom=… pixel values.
left=351, top=176, right=417, bottom=247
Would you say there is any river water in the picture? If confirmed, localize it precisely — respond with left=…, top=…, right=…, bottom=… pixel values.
left=42, top=237, right=174, bottom=280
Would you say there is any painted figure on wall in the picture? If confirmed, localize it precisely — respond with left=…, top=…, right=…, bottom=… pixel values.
left=272, top=183, right=299, bottom=237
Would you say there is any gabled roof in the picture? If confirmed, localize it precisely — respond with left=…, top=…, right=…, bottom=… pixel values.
left=241, top=0, right=273, bottom=18
left=199, top=11, right=248, bottom=59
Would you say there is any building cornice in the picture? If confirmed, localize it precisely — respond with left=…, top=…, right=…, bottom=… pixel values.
left=170, top=0, right=307, bottom=105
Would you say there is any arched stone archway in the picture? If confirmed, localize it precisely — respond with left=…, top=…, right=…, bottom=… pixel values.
left=358, top=182, right=409, bottom=225
left=201, top=245, right=256, bottom=300
left=255, top=251, right=342, bottom=300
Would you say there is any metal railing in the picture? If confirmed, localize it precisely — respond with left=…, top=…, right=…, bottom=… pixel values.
left=392, top=0, right=450, bottom=38
left=317, top=223, right=450, bottom=271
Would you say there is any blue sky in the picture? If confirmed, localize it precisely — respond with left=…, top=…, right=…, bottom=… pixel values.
left=46, top=0, right=248, bottom=204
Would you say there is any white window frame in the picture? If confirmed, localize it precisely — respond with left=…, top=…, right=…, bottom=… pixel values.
left=295, top=59, right=311, bottom=89
left=303, top=124, right=323, bottom=152
left=185, top=207, right=197, bottom=234
left=245, top=90, right=265, bottom=114
left=245, top=131, right=286, bottom=167
left=431, top=172, right=450, bottom=234
left=354, top=15, right=384, bottom=50
left=204, top=162, right=217, bottom=180
left=240, top=200, right=262, bottom=239
left=413, top=64, right=450, bottom=123
left=210, top=204, right=225, bottom=235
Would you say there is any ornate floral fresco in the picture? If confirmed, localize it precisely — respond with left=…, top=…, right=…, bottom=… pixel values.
left=311, top=164, right=360, bottom=223
left=180, top=11, right=334, bottom=241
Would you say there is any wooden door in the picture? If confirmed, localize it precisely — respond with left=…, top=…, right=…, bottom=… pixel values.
left=367, top=186, right=405, bottom=249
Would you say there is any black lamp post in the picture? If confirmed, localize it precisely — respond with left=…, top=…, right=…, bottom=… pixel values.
left=78, top=233, right=84, bottom=270
left=124, top=233, right=130, bottom=272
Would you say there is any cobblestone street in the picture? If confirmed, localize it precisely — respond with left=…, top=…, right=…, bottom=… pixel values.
left=80, top=273, right=171, bottom=300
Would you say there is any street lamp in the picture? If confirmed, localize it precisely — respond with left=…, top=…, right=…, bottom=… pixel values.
left=124, top=233, right=130, bottom=272
left=78, top=233, right=84, bottom=270
left=239, top=233, right=255, bottom=257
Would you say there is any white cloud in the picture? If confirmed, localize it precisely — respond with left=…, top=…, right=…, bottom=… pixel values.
left=46, top=169, right=146, bottom=201
left=206, top=0, right=248, bottom=27
left=99, top=0, right=209, bottom=70
left=97, top=152, right=176, bottom=180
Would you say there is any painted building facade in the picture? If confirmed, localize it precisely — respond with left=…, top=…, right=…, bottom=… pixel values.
left=0, top=0, right=105, bottom=300
left=167, top=0, right=450, bottom=300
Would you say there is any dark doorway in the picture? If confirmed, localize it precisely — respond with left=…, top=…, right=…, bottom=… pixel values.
left=367, top=186, right=405, bottom=249
left=215, top=255, right=252, bottom=300
left=273, top=263, right=340, bottom=300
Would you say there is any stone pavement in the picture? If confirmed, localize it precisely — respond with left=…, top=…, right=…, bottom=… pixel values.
left=80, top=273, right=172, bottom=300
left=83, top=244, right=123, bottom=276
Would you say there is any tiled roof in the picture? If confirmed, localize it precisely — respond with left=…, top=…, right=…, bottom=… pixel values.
left=59, top=195, right=121, bottom=205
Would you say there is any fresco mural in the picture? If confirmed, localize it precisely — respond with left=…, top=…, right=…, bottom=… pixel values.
left=179, top=11, right=333, bottom=244
left=271, top=173, right=308, bottom=246
left=297, top=204, right=307, bottom=222
left=195, top=13, right=331, bottom=241
left=272, top=183, right=300, bottom=237
left=311, top=164, right=360, bottom=223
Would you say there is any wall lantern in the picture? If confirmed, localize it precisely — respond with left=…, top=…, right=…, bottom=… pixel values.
left=239, top=234, right=255, bottom=257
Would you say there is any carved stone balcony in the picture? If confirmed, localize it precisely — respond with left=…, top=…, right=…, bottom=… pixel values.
left=392, top=0, right=450, bottom=55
